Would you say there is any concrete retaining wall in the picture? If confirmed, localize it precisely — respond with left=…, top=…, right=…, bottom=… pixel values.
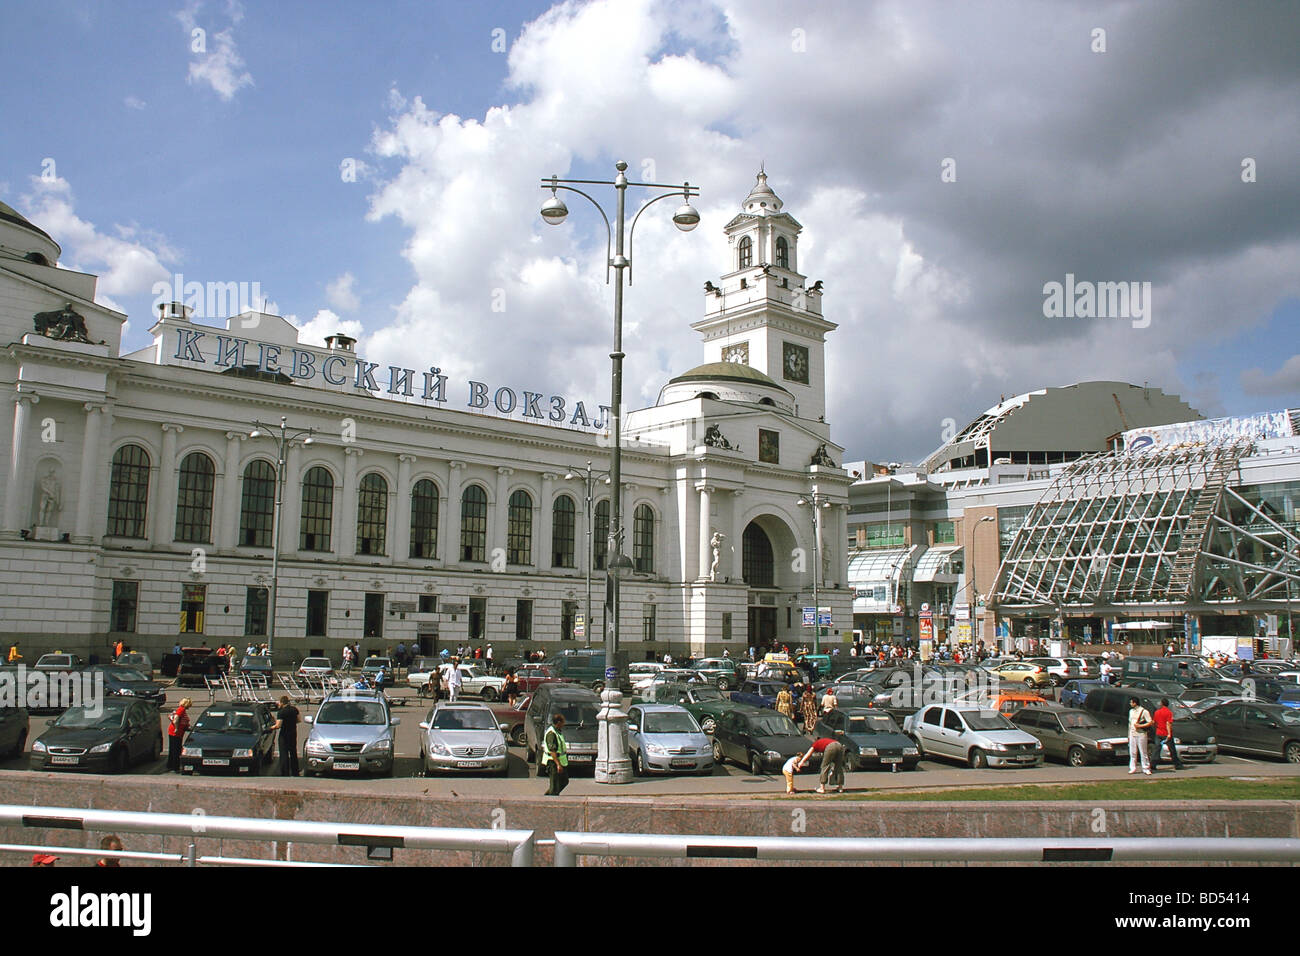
left=1, top=771, right=1296, bottom=866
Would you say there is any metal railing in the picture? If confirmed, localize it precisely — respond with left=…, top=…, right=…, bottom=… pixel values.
left=0, top=804, right=536, bottom=867
left=551, top=832, right=1300, bottom=866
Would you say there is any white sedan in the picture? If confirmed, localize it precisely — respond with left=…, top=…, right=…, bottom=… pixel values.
left=439, top=663, right=507, bottom=701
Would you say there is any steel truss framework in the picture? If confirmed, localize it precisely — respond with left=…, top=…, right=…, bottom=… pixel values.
left=990, top=440, right=1299, bottom=614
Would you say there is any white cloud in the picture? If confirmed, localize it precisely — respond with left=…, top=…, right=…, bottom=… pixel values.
left=325, top=272, right=360, bottom=312
left=124, top=96, right=147, bottom=111
left=294, top=309, right=364, bottom=349
left=176, top=3, right=253, bottom=102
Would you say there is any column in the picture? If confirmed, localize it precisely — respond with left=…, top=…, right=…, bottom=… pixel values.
left=696, top=483, right=713, bottom=581
left=150, top=423, right=183, bottom=547
left=396, top=454, right=415, bottom=560
left=3, top=392, right=38, bottom=535
left=835, top=504, right=850, bottom=587
left=280, top=442, right=303, bottom=555
left=576, top=479, right=591, bottom=576
left=539, top=472, right=556, bottom=568
left=444, top=461, right=463, bottom=564
left=623, top=482, right=638, bottom=569
left=72, top=403, right=105, bottom=543
left=220, top=431, right=245, bottom=549
left=663, top=486, right=675, bottom=581
left=493, top=466, right=513, bottom=560
left=727, top=489, right=744, bottom=583
left=339, top=447, right=362, bottom=559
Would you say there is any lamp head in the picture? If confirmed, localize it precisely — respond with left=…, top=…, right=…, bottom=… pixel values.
left=249, top=428, right=262, bottom=439
left=540, top=190, right=568, bottom=225
left=672, top=201, right=700, bottom=232
left=302, top=436, right=314, bottom=445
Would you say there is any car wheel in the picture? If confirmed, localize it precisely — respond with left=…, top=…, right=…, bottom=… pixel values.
left=700, top=715, right=717, bottom=734
left=716, top=678, right=730, bottom=692
left=749, top=752, right=764, bottom=776
left=969, top=748, right=988, bottom=769
left=633, top=749, right=646, bottom=777
left=712, top=739, right=725, bottom=765
left=1284, top=741, right=1300, bottom=764
left=481, top=687, right=497, bottom=702
left=511, top=725, right=527, bottom=747
left=1023, top=678, right=1036, bottom=687
left=590, top=681, right=605, bottom=694
left=10, top=730, right=27, bottom=759
left=1067, top=745, right=1087, bottom=767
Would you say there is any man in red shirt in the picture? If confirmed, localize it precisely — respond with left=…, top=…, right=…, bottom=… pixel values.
left=1152, top=697, right=1183, bottom=771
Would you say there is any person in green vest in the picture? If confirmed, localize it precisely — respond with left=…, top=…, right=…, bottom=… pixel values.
left=540, top=712, right=569, bottom=796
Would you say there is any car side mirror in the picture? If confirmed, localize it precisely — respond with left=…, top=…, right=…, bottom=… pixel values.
left=390, top=717, right=400, bottom=726
left=304, top=715, right=313, bottom=723
left=500, top=723, right=510, bottom=732
left=627, top=724, right=639, bottom=733
left=419, top=722, right=429, bottom=730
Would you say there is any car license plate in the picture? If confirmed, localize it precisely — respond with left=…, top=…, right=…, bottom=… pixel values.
left=334, top=760, right=360, bottom=770
left=568, top=754, right=593, bottom=762
left=456, top=760, right=483, bottom=768
left=670, top=758, right=695, bottom=767
left=202, top=758, right=229, bottom=766
left=50, top=755, right=79, bottom=765
left=882, top=757, right=902, bottom=764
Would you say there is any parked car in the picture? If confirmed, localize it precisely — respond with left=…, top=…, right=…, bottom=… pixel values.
left=0, top=703, right=29, bottom=759
left=439, top=662, right=507, bottom=701
left=296, top=657, right=334, bottom=680
left=810, top=681, right=880, bottom=709
left=488, top=695, right=532, bottom=746
left=642, top=682, right=744, bottom=734
left=1277, top=687, right=1300, bottom=710
left=1081, top=687, right=1218, bottom=763
left=238, top=654, right=273, bottom=680
left=115, top=651, right=153, bottom=678
left=1122, top=656, right=1228, bottom=687
left=1060, top=679, right=1108, bottom=708
left=1120, top=676, right=1189, bottom=697
left=1025, top=657, right=1079, bottom=686
left=181, top=701, right=277, bottom=775
left=360, top=657, right=393, bottom=681
left=626, top=704, right=713, bottom=775
left=525, top=683, right=600, bottom=771
left=302, top=689, right=399, bottom=777
left=419, top=702, right=509, bottom=775
left=816, top=707, right=919, bottom=770
left=687, top=657, right=739, bottom=691
left=903, top=704, right=1044, bottom=768
left=0, top=663, right=81, bottom=714
left=753, top=660, right=802, bottom=684
left=30, top=698, right=162, bottom=772
left=406, top=656, right=443, bottom=691
left=177, top=647, right=225, bottom=687
left=628, top=662, right=666, bottom=692
left=988, top=661, right=1053, bottom=689
left=1011, top=705, right=1129, bottom=766
left=33, top=653, right=84, bottom=671
left=710, top=706, right=816, bottom=775
left=89, top=663, right=167, bottom=708
left=1197, top=701, right=1300, bottom=762
left=513, top=663, right=565, bottom=693
left=1188, top=695, right=1247, bottom=715
left=550, top=648, right=630, bottom=692
left=730, top=680, right=789, bottom=709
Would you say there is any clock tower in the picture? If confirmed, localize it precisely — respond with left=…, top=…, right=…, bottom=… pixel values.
left=693, top=169, right=836, bottom=424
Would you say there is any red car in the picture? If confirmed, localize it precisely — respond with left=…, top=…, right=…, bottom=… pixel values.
left=488, top=695, right=532, bottom=746
left=513, top=664, right=566, bottom=694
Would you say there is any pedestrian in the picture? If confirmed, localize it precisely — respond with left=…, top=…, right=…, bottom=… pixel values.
left=341, top=643, right=353, bottom=674
left=1151, top=697, right=1183, bottom=772
left=775, top=684, right=795, bottom=720
left=1127, top=696, right=1154, bottom=775
left=821, top=685, right=838, bottom=715
left=96, top=835, right=124, bottom=867
left=541, top=713, right=569, bottom=796
left=270, top=695, right=301, bottom=776
left=806, top=734, right=847, bottom=793
left=446, top=660, right=463, bottom=702
left=486, top=643, right=494, bottom=670
left=781, top=751, right=802, bottom=794
left=504, top=668, right=520, bottom=705
left=6, top=640, right=19, bottom=663
left=167, top=697, right=192, bottom=772
left=799, top=685, right=819, bottom=733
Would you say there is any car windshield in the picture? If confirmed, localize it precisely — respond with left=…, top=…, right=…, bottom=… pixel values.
left=643, top=713, right=700, bottom=734
left=432, top=709, right=496, bottom=731
left=243, top=656, right=270, bottom=667
left=1060, top=712, right=1102, bottom=730
left=316, top=701, right=387, bottom=725
left=846, top=714, right=899, bottom=734
left=302, top=659, right=330, bottom=668
left=555, top=702, right=599, bottom=728
left=106, top=667, right=148, bottom=682
left=193, top=709, right=260, bottom=733
left=750, top=714, right=801, bottom=736
left=463, top=667, right=485, bottom=678
left=963, top=711, right=1016, bottom=731
left=53, top=706, right=126, bottom=730
left=363, top=658, right=390, bottom=668
left=689, top=687, right=724, bottom=701
left=757, top=684, right=785, bottom=695
left=1165, top=701, right=1194, bottom=719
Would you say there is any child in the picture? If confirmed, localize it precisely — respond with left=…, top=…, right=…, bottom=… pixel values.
left=782, top=753, right=801, bottom=794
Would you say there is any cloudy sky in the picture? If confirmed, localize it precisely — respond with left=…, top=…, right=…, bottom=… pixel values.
left=3, top=0, right=1298, bottom=462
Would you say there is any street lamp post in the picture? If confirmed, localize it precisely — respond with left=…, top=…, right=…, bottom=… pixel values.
left=248, top=416, right=314, bottom=662
left=564, top=461, right=610, bottom=649
left=797, top=487, right=833, bottom=654
left=540, top=160, right=699, bottom=784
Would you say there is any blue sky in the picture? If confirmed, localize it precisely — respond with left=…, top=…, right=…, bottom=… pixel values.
left=3, top=0, right=1298, bottom=462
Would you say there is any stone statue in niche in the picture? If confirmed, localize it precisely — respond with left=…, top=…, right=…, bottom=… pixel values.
left=32, top=302, right=93, bottom=344
left=703, top=424, right=733, bottom=450
left=709, top=530, right=726, bottom=582
left=810, top=443, right=837, bottom=467
left=37, top=468, right=62, bottom=526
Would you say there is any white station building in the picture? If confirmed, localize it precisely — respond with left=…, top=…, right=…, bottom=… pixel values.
left=0, top=174, right=852, bottom=665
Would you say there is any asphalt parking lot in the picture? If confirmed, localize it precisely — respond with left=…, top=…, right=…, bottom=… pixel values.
left=3, top=682, right=1298, bottom=797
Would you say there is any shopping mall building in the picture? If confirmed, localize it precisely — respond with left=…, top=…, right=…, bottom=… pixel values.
left=0, top=173, right=853, bottom=665
left=846, top=384, right=1300, bottom=657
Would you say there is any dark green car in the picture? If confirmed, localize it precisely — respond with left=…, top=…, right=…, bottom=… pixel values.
left=643, top=681, right=746, bottom=734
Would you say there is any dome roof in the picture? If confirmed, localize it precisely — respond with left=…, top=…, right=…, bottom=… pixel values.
left=0, top=200, right=56, bottom=244
left=668, top=361, right=790, bottom=393
left=0, top=199, right=61, bottom=263
left=741, top=169, right=783, bottom=215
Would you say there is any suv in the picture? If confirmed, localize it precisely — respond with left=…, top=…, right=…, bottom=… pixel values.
left=1080, top=686, right=1218, bottom=763
left=551, top=649, right=629, bottom=692
left=687, top=658, right=739, bottom=691
left=302, top=688, right=400, bottom=777
left=525, top=683, right=601, bottom=771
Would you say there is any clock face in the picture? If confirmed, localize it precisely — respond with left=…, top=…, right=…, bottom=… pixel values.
left=783, top=342, right=809, bottom=384
left=723, top=342, right=749, bottom=365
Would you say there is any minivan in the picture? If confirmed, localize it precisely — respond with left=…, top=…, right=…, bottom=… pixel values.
left=525, top=683, right=601, bottom=771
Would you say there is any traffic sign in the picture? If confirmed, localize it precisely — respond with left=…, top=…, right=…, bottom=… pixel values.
left=605, top=666, right=617, bottom=680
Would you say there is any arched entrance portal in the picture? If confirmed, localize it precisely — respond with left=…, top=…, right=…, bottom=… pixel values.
left=743, top=522, right=777, bottom=651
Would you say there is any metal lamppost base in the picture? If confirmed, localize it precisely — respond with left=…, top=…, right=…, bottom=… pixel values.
left=594, top=687, right=632, bottom=784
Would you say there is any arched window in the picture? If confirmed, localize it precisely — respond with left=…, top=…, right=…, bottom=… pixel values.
left=775, top=236, right=789, bottom=269
left=107, top=444, right=150, bottom=538
left=738, top=235, right=753, bottom=269
left=409, top=479, right=439, bottom=558
left=633, top=504, right=655, bottom=573
left=594, top=498, right=610, bottom=570
left=175, top=452, right=215, bottom=543
left=460, top=485, right=488, bottom=562
left=239, top=459, right=275, bottom=547
left=299, top=466, right=334, bottom=551
left=552, top=495, right=575, bottom=568
left=507, top=490, right=533, bottom=565
left=743, top=522, right=775, bottom=588
left=357, top=473, right=388, bottom=555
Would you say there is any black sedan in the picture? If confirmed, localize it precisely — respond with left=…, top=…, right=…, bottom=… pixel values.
left=711, top=706, right=816, bottom=775
left=88, top=664, right=167, bottom=708
left=181, top=702, right=277, bottom=775
left=29, top=698, right=162, bottom=772
left=1197, top=701, right=1300, bottom=763
left=816, top=707, right=920, bottom=770
left=239, top=655, right=274, bottom=680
